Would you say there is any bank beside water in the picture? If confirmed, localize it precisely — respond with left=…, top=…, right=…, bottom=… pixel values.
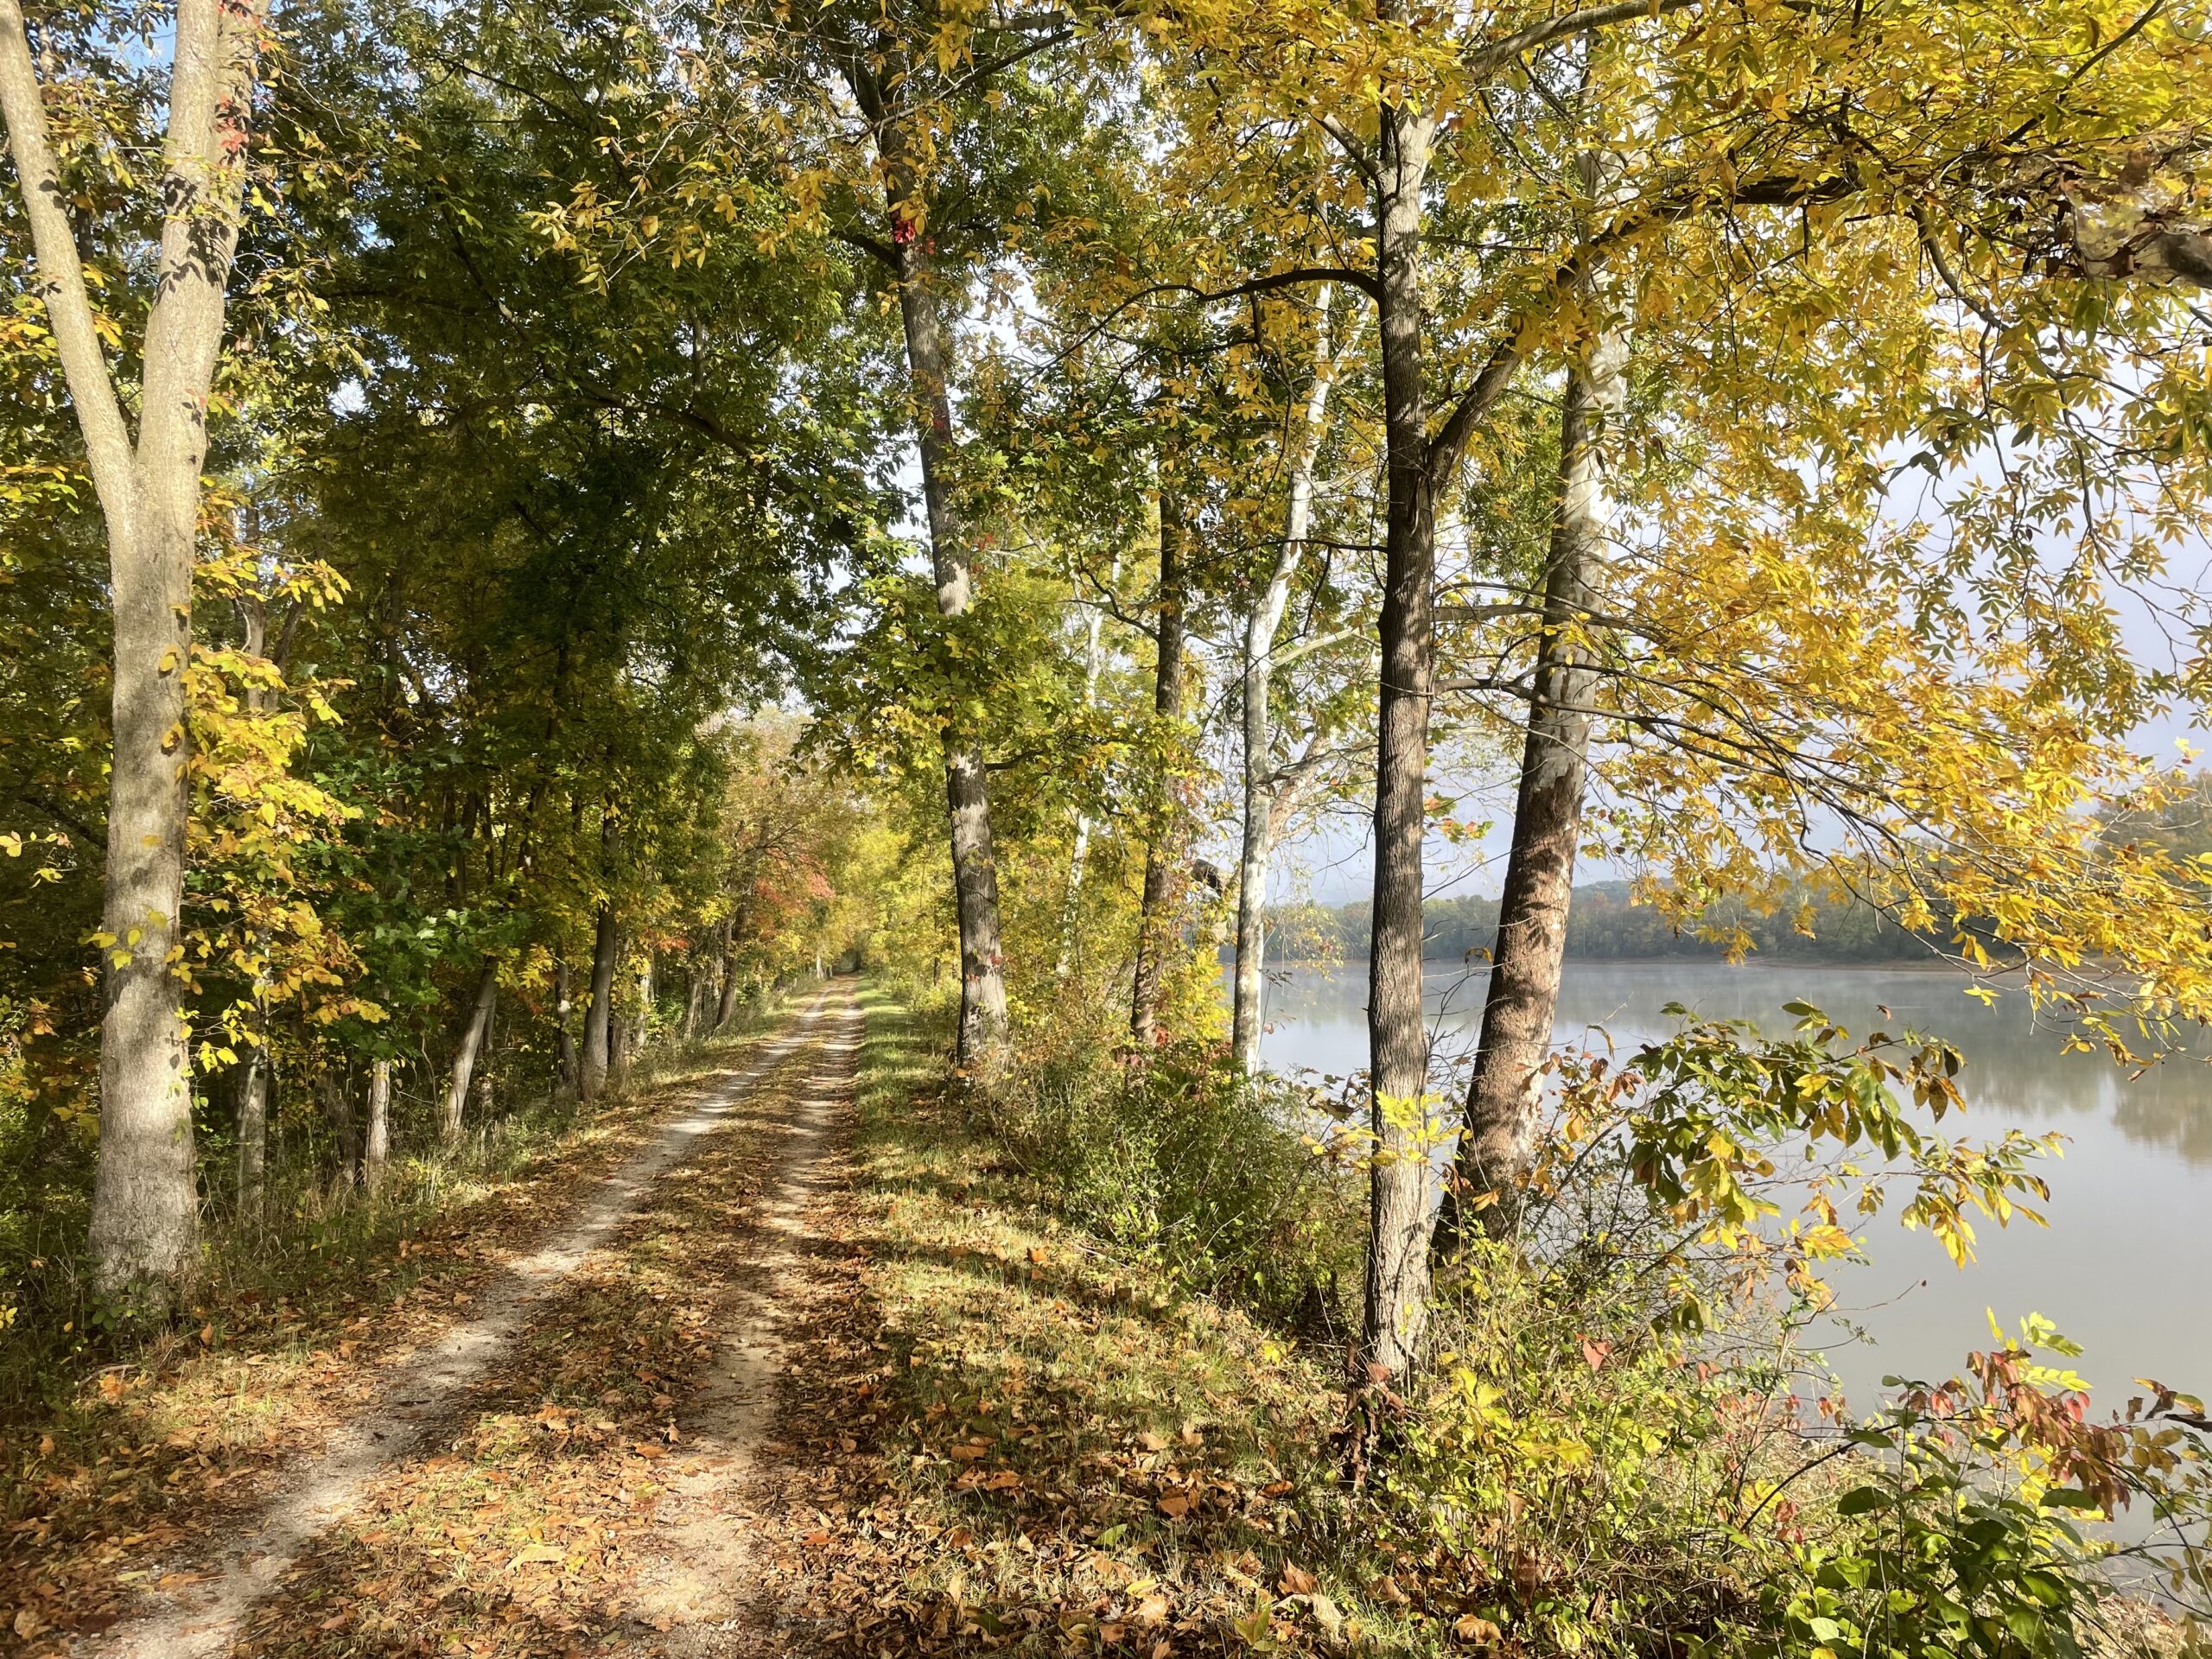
left=1248, top=959, right=2212, bottom=1415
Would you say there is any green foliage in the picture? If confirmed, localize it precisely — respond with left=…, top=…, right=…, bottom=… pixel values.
left=1774, top=1317, right=2212, bottom=1659
left=1357, top=1013, right=2212, bottom=1659
left=1589, top=1004, right=2054, bottom=1284
left=988, top=1020, right=1362, bottom=1326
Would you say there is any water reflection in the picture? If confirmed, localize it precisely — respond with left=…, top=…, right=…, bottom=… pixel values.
left=1253, top=961, right=2212, bottom=1414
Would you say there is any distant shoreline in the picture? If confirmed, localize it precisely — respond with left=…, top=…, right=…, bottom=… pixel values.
left=1249, top=881, right=2010, bottom=969
left=1257, top=956, right=1999, bottom=976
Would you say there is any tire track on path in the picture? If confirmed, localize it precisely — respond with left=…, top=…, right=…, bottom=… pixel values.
left=74, top=988, right=849, bottom=1659
left=622, top=987, right=866, bottom=1656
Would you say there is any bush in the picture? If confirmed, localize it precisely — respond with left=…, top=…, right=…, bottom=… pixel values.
left=956, top=992, right=2212, bottom=1658
left=1367, top=1012, right=2212, bottom=1659
left=988, top=1021, right=1363, bottom=1328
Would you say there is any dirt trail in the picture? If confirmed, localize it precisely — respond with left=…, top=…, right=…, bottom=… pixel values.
left=621, top=993, right=863, bottom=1656
left=74, top=986, right=861, bottom=1659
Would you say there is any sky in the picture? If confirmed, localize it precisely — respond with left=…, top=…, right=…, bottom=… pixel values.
left=1263, top=531, right=2212, bottom=909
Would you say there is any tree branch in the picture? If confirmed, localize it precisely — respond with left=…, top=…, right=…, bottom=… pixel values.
left=138, top=0, right=266, bottom=469
left=0, top=0, right=137, bottom=513
left=1465, top=0, right=1706, bottom=82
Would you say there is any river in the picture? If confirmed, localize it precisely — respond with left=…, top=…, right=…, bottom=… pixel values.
left=1252, top=961, right=2212, bottom=1416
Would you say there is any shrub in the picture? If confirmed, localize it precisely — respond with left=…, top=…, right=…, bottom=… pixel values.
left=989, top=1021, right=1363, bottom=1327
left=1368, top=1009, right=2212, bottom=1659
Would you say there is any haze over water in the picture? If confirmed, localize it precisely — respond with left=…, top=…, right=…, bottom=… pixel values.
left=1254, top=961, right=2212, bottom=1415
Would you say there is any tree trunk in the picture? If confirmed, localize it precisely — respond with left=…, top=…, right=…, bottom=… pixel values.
left=630, top=951, right=653, bottom=1064
left=879, top=139, right=1009, bottom=1072
left=1131, top=480, right=1191, bottom=1047
left=236, top=1057, right=267, bottom=1225
left=554, top=955, right=579, bottom=1093
left=441, top=960, right=498, bottom=1147
left=1055, top=557, right=1117, bottom=984
left=683, top=963, right=708, bottom=1039
left=1234, top=286, right=1345, bottom=1077
left=363, top=1059, right=391, bottom=1195
left=609, top=1010, right=631, bottom=1090
left=321, top=1067, right=358, bottom=1193
left=1360, top=99, right=1444, bottom=1385
left=715, top=956, right=740, bottom=1028
left=1450, top=315, right=1629, bottom=1240
left=0, top=0, right=272, bottom=1297
left=580, top=903, right=618, bottom=1100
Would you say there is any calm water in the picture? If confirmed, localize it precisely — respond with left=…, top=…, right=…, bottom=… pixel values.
left=1253, top=962, right=2212, bottom=1414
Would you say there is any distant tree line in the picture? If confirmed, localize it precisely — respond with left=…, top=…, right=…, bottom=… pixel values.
left=1262, top=881, right=1952, bottom=965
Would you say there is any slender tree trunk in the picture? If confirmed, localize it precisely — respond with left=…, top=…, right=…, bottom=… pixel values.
left=715, top=952, right=741, bottom=1028
left=321, top=1067, right=358, bottom=1192
left=1360, top=100, right=1444, bottom=1385
left=1450, top=313, right=1629, bottom=1239
left=363, top=1059, right=391, bottom=1195
left=607, top=929, right=632, bottom=1090
left=683, top=963, right=707, bottom=1039
left=1055, top=556, right=1117, bottom=984
left=609, top=1011, right=631, bottom=1090
left=1235, top=287, right=1346, bottom=1077
left=554, top=956, right=579, bottom=1093
left=0, top=0, right=272, bottom=1297
left=236, top=1058, right=267, bottom=1225
left=1131, top=482, right=1191, bottom=1047
left=441, top=960, right=498, bottom=1147
left=580, top=906, right=617, bottom=1099
left=632, top=951, right=654, bottom=1059
left=581, top=810, right=621, bottom=1098
left=870, top=115, right=1009, bottom=1072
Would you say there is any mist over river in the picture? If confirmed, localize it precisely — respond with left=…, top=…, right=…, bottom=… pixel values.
left=1249, top=961, right=2212, bottom=1415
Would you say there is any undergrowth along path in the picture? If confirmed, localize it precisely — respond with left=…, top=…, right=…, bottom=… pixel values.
left=73, top=984, right=860, bottom=1659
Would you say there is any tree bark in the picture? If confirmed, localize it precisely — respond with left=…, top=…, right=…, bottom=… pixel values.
left=1234, top=287, right=1347, bottom=1077
left=1130, top=480, right=1191, bottom=1048
left=0, top=0, right=272, bottom=1298
left=580, top=809, right=621, bottom=1098
left=1360, top=99, right=1444, bottom=1385
left=236, top=1057, right=267, bottom=1225
left=858, top=86, right=1010, bottom=1073
left=363, top=1058, right=391, bottom=1194
left=683, top=961, right=707, bottom=1039
left=1449, top=331, right=1625, bottom=1239
left=715, top=951, right=741, bottom=1029
left=441, top=960, right=498, bottom=1147
left=580, top=902, right=618, bottom=1100
left=1055, top=557, right=1117, bottom=984
left=554, top=956, right=579, bottom=1093
left=903, top=262, right=1010, bottom=1070
left=321, top=1066, right=358, bottom=1192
